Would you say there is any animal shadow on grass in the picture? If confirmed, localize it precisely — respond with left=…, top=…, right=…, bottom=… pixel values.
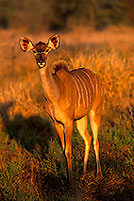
left=0, top=101, right=56, bottom=154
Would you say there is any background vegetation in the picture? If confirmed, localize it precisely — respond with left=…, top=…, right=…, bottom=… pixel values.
left=0, top=0, right=134, bottom=200
left=0, top=0, right=132, bottom=31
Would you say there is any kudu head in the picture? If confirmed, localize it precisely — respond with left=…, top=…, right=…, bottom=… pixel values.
left=19, top=34, right=60, bottom=68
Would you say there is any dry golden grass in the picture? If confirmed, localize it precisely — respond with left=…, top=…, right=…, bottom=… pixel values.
left=0, top=25, right=133, bottom=144
left=0, top=26, right=134, bottom=200
left=0, top=26, right=134, bottom=118
left=67, top=49, right=134, bottom=128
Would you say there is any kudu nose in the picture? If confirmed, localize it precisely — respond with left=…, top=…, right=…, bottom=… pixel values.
left=37, top=62, right=46, bottom=68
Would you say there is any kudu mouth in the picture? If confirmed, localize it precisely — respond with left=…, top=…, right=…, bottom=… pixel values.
left=37, top=62, right=46, bottom=68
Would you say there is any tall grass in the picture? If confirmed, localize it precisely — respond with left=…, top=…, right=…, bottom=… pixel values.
left=0, top=26, right=134, bottom=200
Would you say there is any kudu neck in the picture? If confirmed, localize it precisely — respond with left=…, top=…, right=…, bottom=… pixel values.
left=38, top=61, right=60, bottom=102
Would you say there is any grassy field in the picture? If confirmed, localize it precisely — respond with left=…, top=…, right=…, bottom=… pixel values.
left=0, top=26, right=134, bottom=201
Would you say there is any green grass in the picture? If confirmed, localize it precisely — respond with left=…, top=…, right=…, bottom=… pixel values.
left=0, top=118, right=133, bottom=201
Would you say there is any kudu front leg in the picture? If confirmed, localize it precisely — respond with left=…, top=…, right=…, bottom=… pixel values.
left=64, top=120, right=73, bottom=184
left=55, top=122, right=65, bottom=152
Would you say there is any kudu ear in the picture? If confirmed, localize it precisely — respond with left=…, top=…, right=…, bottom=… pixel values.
left=19, top=37, right=34, bottom=52
left=47, top=34, right=60, bottom=50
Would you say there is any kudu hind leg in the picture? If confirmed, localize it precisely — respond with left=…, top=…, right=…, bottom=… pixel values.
left=55, top=121, right=73, bottom=184
left=75, top=116, right=91, bottom=176
left=89, top=109, right=102, bottom=177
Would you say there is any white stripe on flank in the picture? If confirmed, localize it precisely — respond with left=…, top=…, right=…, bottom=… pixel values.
left=75, top=73, right=89, bottom=107
left=74, top=73, right=86, bottom=107
left=82, top=70, right=95, bottom=96
left=72, top=74, right=81, bottom=107
left=73, top=73, right=87, bottom=108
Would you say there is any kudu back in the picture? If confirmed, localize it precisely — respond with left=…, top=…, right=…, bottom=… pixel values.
left=19, top=34, right=104, bottom=184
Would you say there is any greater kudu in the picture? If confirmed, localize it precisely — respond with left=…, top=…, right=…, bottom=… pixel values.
left=19, top=34, right=104, bottom=184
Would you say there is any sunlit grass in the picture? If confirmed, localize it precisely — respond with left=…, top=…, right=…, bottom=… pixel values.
left=0, top=26, right=133, bottom=200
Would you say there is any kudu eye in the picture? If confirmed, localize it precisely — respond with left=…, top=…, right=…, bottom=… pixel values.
left=32, top=49, right=37, bottom=54
left=45, top=48, right=50, bottom=53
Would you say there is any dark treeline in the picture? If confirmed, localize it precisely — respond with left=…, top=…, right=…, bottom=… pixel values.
left=0, top=0, right=131, bottom=31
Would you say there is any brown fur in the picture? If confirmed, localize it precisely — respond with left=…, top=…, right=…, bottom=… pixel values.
left=19, top=35, right=104, bottom=184
left=52, top=60, right=69, bottom=74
